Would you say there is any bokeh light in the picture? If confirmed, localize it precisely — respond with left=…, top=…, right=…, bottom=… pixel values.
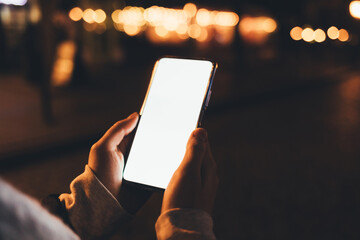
left=176, top=24, right=188, bottom=35
left=124, top=25, right=141, bottom=36
left=349, top=1, right=360, bottom=19
left=188, top=24, right=201, bottom=39
left=314, top=29, right=326, bottom=43
left=196, top=28, right=209, bottom=42
left=301, top=28, right=314, bottom=42
left=239, top=16, right=277, bottom=44
left=214, top=12, right=239, bottom=27
left=338, top=29, right=349, bottom=42
left=94, top=9, right=106, bottom=23
left=290, top=26, right=303, bottom=41
left=51, top=41, right=76, bottom=86
left=196, top=9, right=211, bottom=26
left=69, top=4, right=248, bottom=45
left=83, top=9, right=96, bottom=24
left=327, top=26, right=339, bottom=40
left=69, top=7, right=83, bottom=22
left=112, top=10, right=122, bottom=24
left=262, top=18, right=277, bottom=33
left=183, top=3, right=197, bottom=18
left=121, top=7, right=146, bottom=27
left=155, top=25, right=169, bottom=38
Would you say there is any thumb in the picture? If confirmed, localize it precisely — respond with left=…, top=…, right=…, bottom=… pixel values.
left=181, top=128, right=208, bottom=170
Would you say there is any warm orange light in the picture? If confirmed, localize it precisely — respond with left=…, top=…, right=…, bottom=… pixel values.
left=176, top=23, right=188, bottom=35
left=109, top=4, right=274, bottom=45
left=196, top=8, right=211, bottom=26
left=52, top=59, right=74, bottom=86
left=215, top=27, right=234, bottom=45
left=51, top=41, right=76, bottom=87
left=112, top=10, right=122, bottom=24
left=314, top=29, right=326, bottom=43
left=262, top=18, right=277, bottom=33
left=327, top=26, right=339, bottom=40
left=188, top=24, right=201, bottom=39
left=183, top=3, right=197, bottom=18
left=215, top=12, right=239, bottom=27
left=69, top=7, right=83, bottom=21
left=163, top=9, right=180, bottom=31
left=124, top=25, right=141, bottom=36
left=338, top=29, right=349, bottom=42
left=290, top=26, right=302, bottom=41
left=239, top=16, right=277, bottom=45
left=302, top=28, right=314, bottom=42
left=83, top=9, right=96, bottom=23
left=239, top=17, right=255, bottom=34
left=196, top=28, right=209, bottom=42
left=155, top=26, right=169, bottom=38
left=113, top=23, right=123, bottom=32
left=94, top=9, right=106, bottom=23
left=121, top=7, right=145, bottom=27
left=178, top=33, right=189, bottom=40
left=349, top=1, right=360, bottom=19
left=144, top=6, right=164, bottom=26
left=84, top=22, right=97, bottom=32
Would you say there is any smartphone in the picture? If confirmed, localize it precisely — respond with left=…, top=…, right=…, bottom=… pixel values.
left=123, top=57, right=217, bottom=191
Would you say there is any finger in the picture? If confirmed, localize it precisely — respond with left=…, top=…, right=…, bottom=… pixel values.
left=118, top=129, right=136, bottom=157
left=181, top=128, right=208, bottom=171
left=99, top=112, right=139, bottom=150
left=201, top=142, right=218, bottom=188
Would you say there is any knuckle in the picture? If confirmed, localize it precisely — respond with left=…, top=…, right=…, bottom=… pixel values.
left=90, top=141, right=107, bottom=153
left=189, top=142, right=205, bottom=154
left=90, top=142, right=100, bottom=152
left=179, top=165, right=197, bottom=177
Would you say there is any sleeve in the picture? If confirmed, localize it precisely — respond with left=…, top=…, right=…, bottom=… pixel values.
left=155, top=208, right=216, bottom=240
left=59, top=165, right=133, bottom=239
left=42, top=194, right=74, bottom=230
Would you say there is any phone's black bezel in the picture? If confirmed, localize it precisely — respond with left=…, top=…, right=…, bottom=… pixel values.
left=123, top=56, right=218, bottom=192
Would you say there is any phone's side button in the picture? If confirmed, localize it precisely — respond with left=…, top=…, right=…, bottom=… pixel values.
left=205, top=90, right=212, bottom=108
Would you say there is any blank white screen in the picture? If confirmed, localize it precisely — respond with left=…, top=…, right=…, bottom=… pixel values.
left=123, top=58, right=214, bottom=189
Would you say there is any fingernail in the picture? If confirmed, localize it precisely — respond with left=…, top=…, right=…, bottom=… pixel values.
left=127, top=112, right=138, bottom=119
left=194, top=128, right=207, bottom=142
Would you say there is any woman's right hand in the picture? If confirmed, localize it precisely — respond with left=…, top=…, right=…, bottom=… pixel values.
left=161, top=128, right=219, bottom=214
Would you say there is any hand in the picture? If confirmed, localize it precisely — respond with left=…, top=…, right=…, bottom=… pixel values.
left=88, top=112, right=139, bottom=200
left=161, top=128, right=219, bottom=214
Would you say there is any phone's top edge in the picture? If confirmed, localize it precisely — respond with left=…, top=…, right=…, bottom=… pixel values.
left=157, top=56, right=217, bottom=66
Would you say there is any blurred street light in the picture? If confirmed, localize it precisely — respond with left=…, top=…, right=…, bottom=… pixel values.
left=83, top=9, right=96, bottom=24
left=301, top=28, right=314, bottom=42
left=183, top=3, right=197, bottom=18
left=239, top=16, right=277, bottom=44
left=94, top=9, right=106, bottom=23
left=290, top=26, right=302, bottom=41
left=314, top=29, right=326, bottom=42
left=68, top=3, right=241, bottom=45
left=338, top=29, right=349, bottom=42
left=349, top=1, right=360, bottom=19
left=327, top=26, right=339, bottom=40
left=69, top=7, right=83, bottom=22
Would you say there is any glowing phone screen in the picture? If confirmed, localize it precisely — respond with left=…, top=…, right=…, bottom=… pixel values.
left=123, top=58, right=215, bottom=189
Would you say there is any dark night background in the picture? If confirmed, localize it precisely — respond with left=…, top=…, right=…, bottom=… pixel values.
left=1, top=0, right=360, bottom=239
